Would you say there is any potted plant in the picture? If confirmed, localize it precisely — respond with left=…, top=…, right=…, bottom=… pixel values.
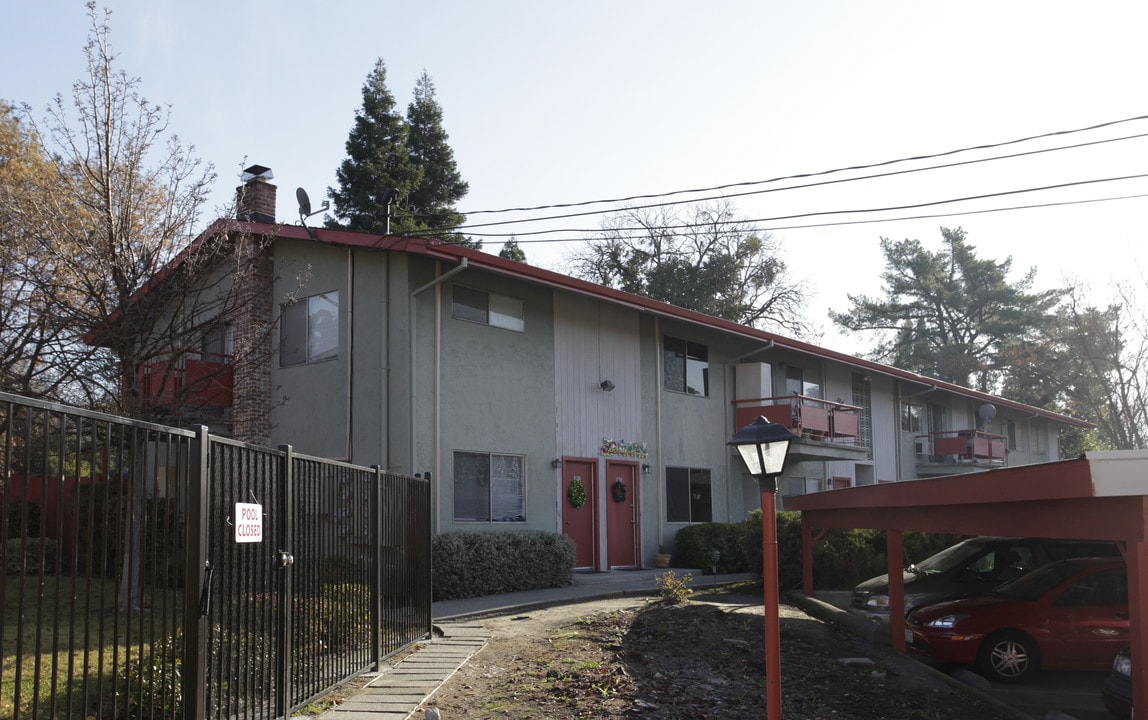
left=655, top=544, right=672, bottom=569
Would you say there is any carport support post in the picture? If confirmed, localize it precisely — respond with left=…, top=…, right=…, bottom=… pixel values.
left=887, top=530, right=906, bottom=653
left=1127, top=539, right=1148, bottom=719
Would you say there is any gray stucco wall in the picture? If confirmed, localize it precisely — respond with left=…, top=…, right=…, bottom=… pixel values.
left=430, top=272, right=557, bottom=533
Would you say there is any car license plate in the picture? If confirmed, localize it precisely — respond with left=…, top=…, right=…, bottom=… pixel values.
left=905, top=629, right=913, bottom=643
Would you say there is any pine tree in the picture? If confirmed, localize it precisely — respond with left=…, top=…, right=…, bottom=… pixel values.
left=405, top=71, right=471, bottom=244
left=830, top=227, right=1060, bottom=392
left=499, top=237, right=526, bottom=262
left=327, top=59, right=420, bottom=234
left=328, top=63, right=472, bottom=244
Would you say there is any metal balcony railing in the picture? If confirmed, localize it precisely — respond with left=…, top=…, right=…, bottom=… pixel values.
left=915, top=429, right=1008, bottom=465
left=733, top=395, right=863, bottom=446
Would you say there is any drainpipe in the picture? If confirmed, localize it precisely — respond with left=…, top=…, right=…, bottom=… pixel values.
left=346, top=249, right=354, bottom=461
left=409, top=258, right=469, bottom=534
left=654, top=318, right=664, bottom=551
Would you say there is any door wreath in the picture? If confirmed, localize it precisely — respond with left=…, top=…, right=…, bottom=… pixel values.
left=567, top=478, right=587, bottom=508
left=611, top=478, right=627, bottom=503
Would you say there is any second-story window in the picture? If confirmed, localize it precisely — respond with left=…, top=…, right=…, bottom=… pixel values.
left=901, top=402, right=922, bottom=433
left=663, top=336, right=709, bottom=396
left=201, top=322, right=233, bottom=360
left=280, top=291, right=339, bottom=367
left=452, top=286, right=525, bottom=332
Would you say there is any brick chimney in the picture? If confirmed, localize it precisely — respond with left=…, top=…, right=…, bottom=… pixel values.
left=236, top=164, right=277, bottom=222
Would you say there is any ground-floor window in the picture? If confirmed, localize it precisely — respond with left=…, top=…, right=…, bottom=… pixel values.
left=453, top=451, right=525, bottom=522
left=666, top=466, right=712, bottom=523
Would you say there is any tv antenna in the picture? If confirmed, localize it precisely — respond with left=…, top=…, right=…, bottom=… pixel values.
left=296, top=187, right=329, bottom=239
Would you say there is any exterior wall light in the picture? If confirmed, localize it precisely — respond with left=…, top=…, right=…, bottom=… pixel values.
left=551, top=458, right=562, bottom=469
left=599, top=380, right=615, bottom=392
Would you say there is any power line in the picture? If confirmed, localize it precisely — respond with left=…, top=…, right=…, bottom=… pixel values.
left=451, top=174, right=1148, bottom=242
left=448, top=130, right=1148, bottom=233
left=456, top=113, right=1148, bottom=218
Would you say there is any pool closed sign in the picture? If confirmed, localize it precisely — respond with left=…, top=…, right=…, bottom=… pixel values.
left=235, top=502, right=263, bottom=543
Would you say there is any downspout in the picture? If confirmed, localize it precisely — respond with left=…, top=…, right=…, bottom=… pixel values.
left=347, top=249, right=354, bottom=461
left=382, top=253, right=390, bottom=471
left=409, top=257, right=469, bottom=535
left=654, top=317, right=664, bottom=550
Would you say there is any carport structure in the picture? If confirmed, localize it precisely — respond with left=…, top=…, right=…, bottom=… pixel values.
left=786, top=451, right=1148, bottom=714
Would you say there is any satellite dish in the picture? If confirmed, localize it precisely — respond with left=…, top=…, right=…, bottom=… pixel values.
left=295, top=187, right=329, bottom=239
left=978, top=403, right=997, bottom=424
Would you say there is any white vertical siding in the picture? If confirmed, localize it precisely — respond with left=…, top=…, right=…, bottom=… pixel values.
left=554, top=294, right=642, bottom=457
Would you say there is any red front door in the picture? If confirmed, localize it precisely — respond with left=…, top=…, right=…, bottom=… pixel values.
left=562, top=460, right=597, bottom=569
left=606, top=461, right=640, bottom=568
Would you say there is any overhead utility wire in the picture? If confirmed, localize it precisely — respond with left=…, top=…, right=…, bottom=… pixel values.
left=746, top=191, right=1148, bottom=235
left=458, top=190, right=1148, bottom=245
left=457, top=113, right=1148, bottom=217
left=449, top=130, right=1148, bottom=232
left=454, top=173, right=1148, bottom=240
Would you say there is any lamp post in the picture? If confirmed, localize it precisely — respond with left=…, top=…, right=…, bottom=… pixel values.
left=728, top=416, right=797, bottom=719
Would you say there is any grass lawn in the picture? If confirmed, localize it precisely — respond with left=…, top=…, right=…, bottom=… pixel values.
left=1, top=573, right=183, bottom=720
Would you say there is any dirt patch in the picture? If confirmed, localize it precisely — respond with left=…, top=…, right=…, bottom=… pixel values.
left=418, top=585, right=1017, bottom=719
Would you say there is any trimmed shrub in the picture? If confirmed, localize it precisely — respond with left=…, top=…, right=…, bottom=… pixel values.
left=745, top=510, right=967, bottom=591
left=670, top=522, right=750, bottom=574
left=6, top=500, right=42, bottom=538
left=4, top=537, right=57, bottom=575
left=432, top=530, right=575, bottom=601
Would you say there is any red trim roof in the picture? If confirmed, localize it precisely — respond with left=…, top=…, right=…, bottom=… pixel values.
left=97, top=219, right=1091, bottom=428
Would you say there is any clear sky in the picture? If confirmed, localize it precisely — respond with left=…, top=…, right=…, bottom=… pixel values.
left=5, top=1, right=1147, bottom=354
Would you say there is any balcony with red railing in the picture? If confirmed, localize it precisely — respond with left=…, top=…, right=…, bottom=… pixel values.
left=733, top=395, right=867, bottom=461
left=914, top=429, right=1008, bottom=475
left=137, top=353, right=233, bottom=410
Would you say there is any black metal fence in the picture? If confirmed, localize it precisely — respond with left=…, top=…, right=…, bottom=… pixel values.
left=0, top=392, right=432, bottom=720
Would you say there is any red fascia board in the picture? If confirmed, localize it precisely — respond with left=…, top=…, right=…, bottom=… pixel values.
left=785, top=456, right=1096, bottom=513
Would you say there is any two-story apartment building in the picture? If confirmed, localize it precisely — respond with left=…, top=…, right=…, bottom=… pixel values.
left=110, top=170, right=1090, bottom=571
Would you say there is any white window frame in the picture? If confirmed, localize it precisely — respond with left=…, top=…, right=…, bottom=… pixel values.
left=663, top=336, right=709, bottom=397
left=453, top=451, right=526, bottom=523
left=280, top=291, right=339, bottom=367
left=452, top=286, right=525, bottom=332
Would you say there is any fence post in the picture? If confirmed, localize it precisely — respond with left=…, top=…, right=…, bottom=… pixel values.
left=371, top=465, right=383, bottom=668
left=182, top=426, right=210, bottom=720
left=276, top=445, right=295, bottom=718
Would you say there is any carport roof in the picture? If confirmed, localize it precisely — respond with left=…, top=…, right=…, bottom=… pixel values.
left=784, top=451, right=1148, bottom=542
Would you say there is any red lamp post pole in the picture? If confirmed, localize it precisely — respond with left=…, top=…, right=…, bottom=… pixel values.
left=761, top=481, right=783, bottom=719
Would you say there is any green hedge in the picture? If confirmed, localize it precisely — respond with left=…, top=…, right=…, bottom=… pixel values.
left=432, top=530, right=576, bottom=601
left=675, top=511, right=964, bottom=590
left=4, top=537, right=58, bottom=575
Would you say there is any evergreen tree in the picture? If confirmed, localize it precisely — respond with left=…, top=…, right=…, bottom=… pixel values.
left=327, top=59, right=420, bottom=234
left=830, top=227, right=1060, bottom=392
left=499, top=237, right=526, bottom=262
left=328, top=62, right=472, bottom=244
left=405, top=70, right=472, bottom=245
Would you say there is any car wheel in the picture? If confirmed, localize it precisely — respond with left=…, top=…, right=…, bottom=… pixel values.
left=977, top=631, right=1040, bottom=683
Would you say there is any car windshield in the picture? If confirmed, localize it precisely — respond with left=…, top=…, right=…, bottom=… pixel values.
left=994, top=560, right=1088, bottom=601
left=911, top=540, right=989, bottom=574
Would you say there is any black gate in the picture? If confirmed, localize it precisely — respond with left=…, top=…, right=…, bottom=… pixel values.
left=0, top=392, right=432, bottom=720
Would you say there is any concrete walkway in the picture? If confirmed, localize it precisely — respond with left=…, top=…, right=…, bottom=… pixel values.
left=320, top=622, right=491, bottom=720
left=319, top=568, right=748, bottom=720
